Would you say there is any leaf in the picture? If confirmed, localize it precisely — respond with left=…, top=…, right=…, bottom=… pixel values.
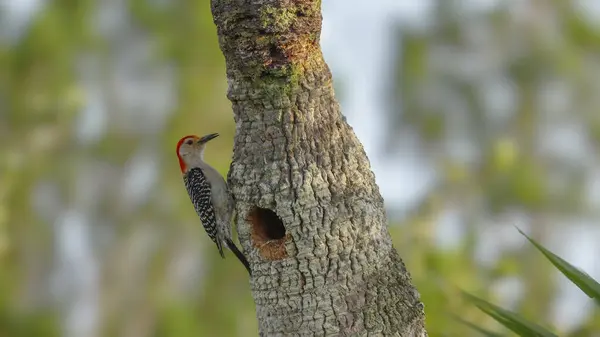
left=451, top=314, right=506, bottom=337
left=462, top=292, right=558, bottom=337
left=517, top=227, right=600, bottom=305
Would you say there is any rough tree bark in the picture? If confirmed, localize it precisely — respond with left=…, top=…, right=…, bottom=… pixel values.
left=211, top=0, right=427, bottom=336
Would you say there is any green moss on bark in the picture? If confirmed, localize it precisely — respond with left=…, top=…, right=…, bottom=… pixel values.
left=256, top=65, right=303, bottom=98
left=260, top=6, right=295, bottom=31
left=212, top=0, right=326, bottom=100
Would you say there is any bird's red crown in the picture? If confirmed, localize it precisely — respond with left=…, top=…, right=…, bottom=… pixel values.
left=176, top=135, right=199, bottom=173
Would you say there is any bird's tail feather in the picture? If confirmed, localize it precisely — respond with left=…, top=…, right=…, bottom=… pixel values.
left=225, top=238, right=252, bottom=276
left=216, top=239, right=225, bottom=258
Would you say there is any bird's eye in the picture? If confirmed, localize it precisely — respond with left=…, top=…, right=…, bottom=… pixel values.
left=185, top=139, right=193, bottom=145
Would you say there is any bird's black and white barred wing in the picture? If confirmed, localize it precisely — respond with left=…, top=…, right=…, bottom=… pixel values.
left=183, top=167, right=224, bottom=257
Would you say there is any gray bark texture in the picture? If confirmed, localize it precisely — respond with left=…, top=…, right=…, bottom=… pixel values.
left=211, top=0, right=428, bottom=336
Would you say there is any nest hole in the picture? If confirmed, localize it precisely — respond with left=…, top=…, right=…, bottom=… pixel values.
left=248, top=206, right=288, bottom=260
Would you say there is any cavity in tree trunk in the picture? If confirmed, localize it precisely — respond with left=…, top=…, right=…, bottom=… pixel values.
left=211, top=0, right=427, bottom=335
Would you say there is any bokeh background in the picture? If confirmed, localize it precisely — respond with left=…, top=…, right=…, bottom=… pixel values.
left=2, top=0, right=600, bottom=336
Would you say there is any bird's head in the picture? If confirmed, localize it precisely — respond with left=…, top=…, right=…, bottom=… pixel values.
left=176, top=133, right=219, bottom=173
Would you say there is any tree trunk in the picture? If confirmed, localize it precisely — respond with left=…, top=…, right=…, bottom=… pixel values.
left=211, top=0, right=427, bottom=336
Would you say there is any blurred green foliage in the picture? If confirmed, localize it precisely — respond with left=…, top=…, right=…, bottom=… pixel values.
left=391, top=1, right=600, bottom=336
left=463, top=229, right=600, bottom=336
left=1, top=0, right=599, bottom=336
left=1, top=0, right=254, bottom=336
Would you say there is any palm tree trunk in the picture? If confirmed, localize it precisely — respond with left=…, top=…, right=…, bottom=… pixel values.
left=211, top=0, right=427, bottom=335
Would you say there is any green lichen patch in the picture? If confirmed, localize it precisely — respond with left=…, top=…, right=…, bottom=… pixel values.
left=250, top=31, right=322, bottom=96
left=214, top=0, right=327, bottom=100
left=255, top=63, right=303, bottom=98
left=260, top=5, right=296, bottom=32
left=295, top=0, right=322, bottom=18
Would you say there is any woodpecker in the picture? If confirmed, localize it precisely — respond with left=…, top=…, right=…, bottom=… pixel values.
left=176, top=133, right=251, bottom=275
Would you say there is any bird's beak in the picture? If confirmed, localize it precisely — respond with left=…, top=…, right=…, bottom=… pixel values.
left=198, top=133, right=219, bottom=144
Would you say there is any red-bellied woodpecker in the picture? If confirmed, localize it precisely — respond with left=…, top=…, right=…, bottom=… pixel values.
left=176, top=133, right=251, bottom=275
